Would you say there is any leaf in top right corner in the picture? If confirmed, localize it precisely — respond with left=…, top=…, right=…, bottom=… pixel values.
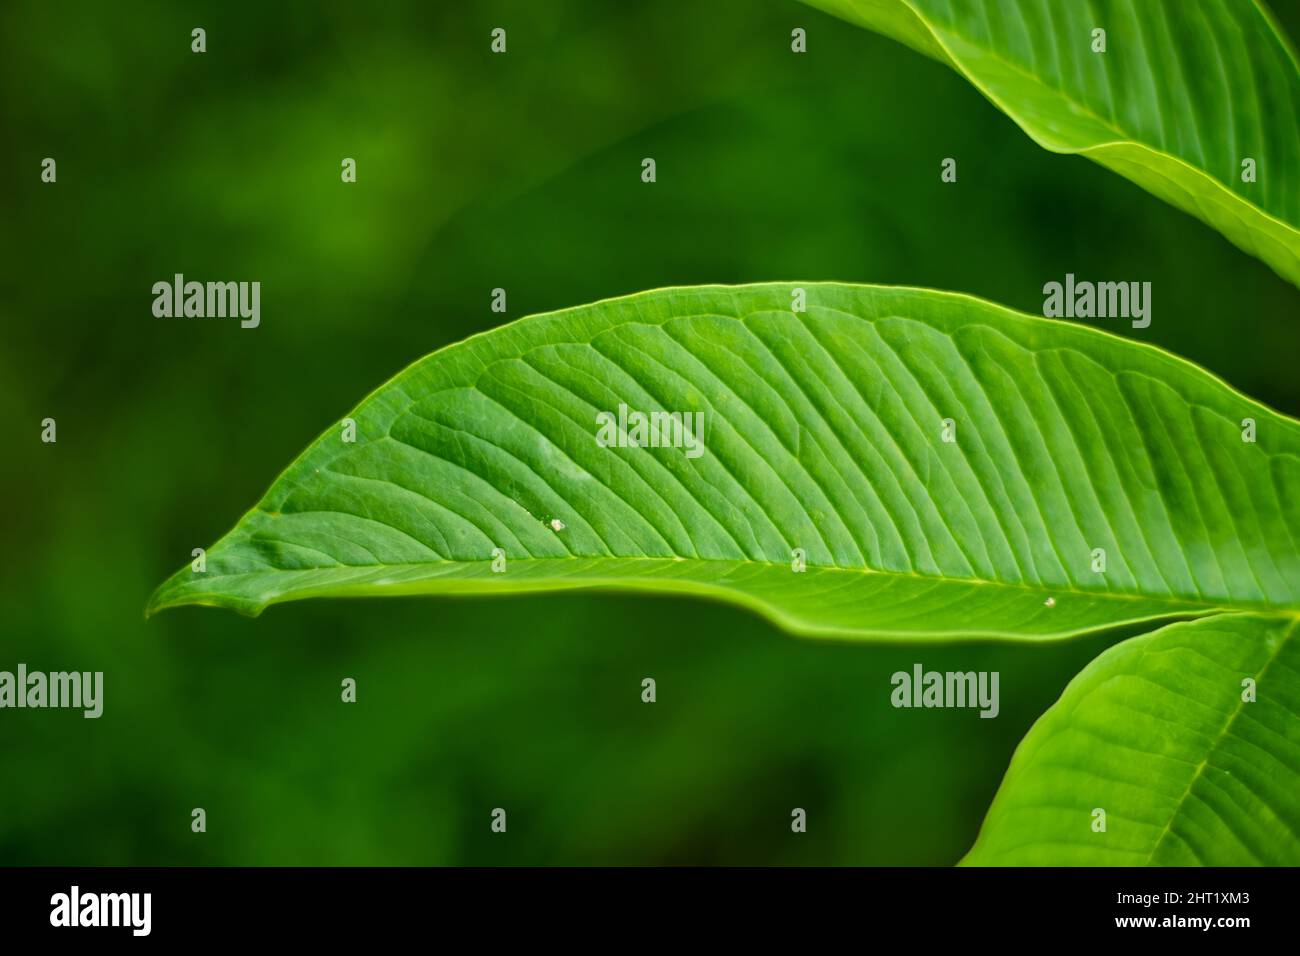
left=804, top=0, right=1300, bottom=288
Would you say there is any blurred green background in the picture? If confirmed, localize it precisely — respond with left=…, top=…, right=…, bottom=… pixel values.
left=2, top=0, right=1298, bottom=865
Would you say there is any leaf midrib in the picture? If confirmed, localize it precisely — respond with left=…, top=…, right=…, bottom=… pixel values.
left=184, top=544, right=1288, bottom=613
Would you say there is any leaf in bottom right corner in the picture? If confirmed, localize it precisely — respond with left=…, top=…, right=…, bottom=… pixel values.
left=962, top=613, right=1300, bottom=866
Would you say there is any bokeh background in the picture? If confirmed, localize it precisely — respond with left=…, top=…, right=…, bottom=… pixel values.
left=2, top=0, right=1298, bottom=865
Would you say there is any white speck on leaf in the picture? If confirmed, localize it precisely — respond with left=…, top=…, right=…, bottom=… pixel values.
left=550, top=518, right=565, bottom=531
left=1044, top=597, right=1056, bottom=608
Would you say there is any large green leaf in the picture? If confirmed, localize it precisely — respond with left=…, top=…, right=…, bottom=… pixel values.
left=148, top=283, right=1300, bottom=640
left=802, top=0, right=1300, bottom=287
left=963, top=613, right=1300, bottom=864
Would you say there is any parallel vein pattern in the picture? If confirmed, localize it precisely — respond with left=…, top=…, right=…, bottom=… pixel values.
left=803, top=0, right=1300, bottom=286
left=148, top=283, right=1300, bottom=638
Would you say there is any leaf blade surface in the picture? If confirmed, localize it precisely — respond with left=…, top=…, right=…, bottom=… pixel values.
left=149, top=284, right=1300, bottom=638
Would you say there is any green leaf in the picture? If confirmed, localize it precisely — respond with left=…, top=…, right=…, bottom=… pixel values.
left=148, top=283, right=1300, bottom=640
left=963, top=613, right=1300, bottom=864
left=802, top=0, right=1300, bottom=287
